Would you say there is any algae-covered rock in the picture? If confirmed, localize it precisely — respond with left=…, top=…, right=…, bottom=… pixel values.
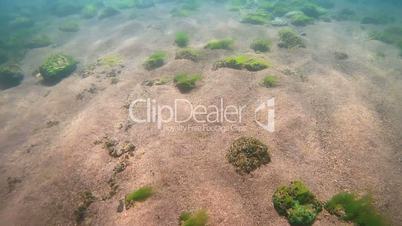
left=0, top=64, right=24, bottom=89
left=59, top=20, right=80, bottom=32
left=179, top=209, right=208, bottom=226
left=25, top=35, right=52, bottom=49
left=241, top=12, right=271, bottom=25
left=226, top=137, right=271, bottom=174
left=286, top=11, right=313, bottom=26
left=214, top=55, right=270, bottom=72
left=250, top=38, right=272, bottom=52
left=278, top=28, right=305, bottom=49
left=174, top=73, right=201, bottom=93
left=273, top=181, right=322, bottom=225
left=99, top=7, right=120, bottom=19
left=175, top=31, right=189, bottom=47
left=175, top=48, right=202, bottom=62
left=143, top=51, right=167, bottom=70
left=39, top=54, right=77, bottom=81
left=204, top=38, right=234, bottom=50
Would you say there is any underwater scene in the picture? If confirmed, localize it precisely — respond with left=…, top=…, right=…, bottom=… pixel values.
left=0, top=0, right=402, bottom=225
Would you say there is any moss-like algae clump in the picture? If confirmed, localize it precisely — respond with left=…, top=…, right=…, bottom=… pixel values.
left=262, top=75, right=278, bottom=87
left=325, top=192, right=388, bottom=226
left=273, top=181, right=322, bottom=226
left=278, top=28, right=305, bottom=49
left=204, top=38, right=234, bottom=50
left=174, top=73, right=201, bottom=92
left=241, top=12, right=271, bottom=25
left=214, top=55, right=270, bottom=72
left=175, top=48, right=202, bottom=62
left=179, top=209, right=208, bottom=226
left=125, top=186, right=153, bottom=208
left=226, top=137, right=270, bottom=174
left=143, top=51, right=167, bottom=70
left=175, top=32, right=189, bottom=47
left=250, top=38, right=272, bottom=52
left=39, top=54, right=77, bottom=81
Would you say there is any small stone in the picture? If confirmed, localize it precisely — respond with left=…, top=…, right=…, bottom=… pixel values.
left=117, top=199, right=124, bottom=213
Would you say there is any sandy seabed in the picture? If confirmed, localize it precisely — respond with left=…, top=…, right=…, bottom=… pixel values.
left=0, top=2, right=402, bottom=226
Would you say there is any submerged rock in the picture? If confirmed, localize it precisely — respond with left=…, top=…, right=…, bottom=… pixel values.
left=226, top=137, right=271, bottom=174
left=0, top=64, right=24, bottom=89
left=39, top=54, right=77, bottom=82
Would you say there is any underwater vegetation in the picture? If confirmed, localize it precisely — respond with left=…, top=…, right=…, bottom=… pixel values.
left=214, top=55, right=270, bottom=72
left=204, top=38, right=234, bottom=50
left=143, top=51, right=167, bottom=70
left=175, top=48, right=202, bottom=62
left=370, top=27, right=402, bottom=55
left=125, top=186, right=154, bottom=208
left=250, top=38, right=272, bottom=52
left=286, top=11, right=314, bottom=26
left=278, top=28, right=305, bottom=49
left=97, top=55, right=123, bottom=67
left=0, top=64, right=24, bottom=89
left=81, top=4, right=98, bottom=19
left=273, top=181, right=322, bottom=226
left=241, top=12, right=271, bottom=25
left=179, top=210, right=208, bottom=226
left=59, top=20, right=80, bottom=32
left=74, top=191, right=96, bottom=224
left=226, top=137, right=271, bottom=174
left=25, top=35, right=52, bottom=49
left=174, top=73, right=202, bottom=92
left=99, top=7, right=120, bottom=19
left=175, top=32, right=190, bottom=48
left=262, top=75, right=278, bottom=87
left=325, top=192, right=388, bottom=226
left=39, top=54, right=77, bottom=82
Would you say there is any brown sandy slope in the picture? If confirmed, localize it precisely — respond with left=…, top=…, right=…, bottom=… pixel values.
left=0, top=3, right=402, bottom=226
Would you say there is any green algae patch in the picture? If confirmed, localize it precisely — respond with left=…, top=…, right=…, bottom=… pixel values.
left=325, top=192, right=388, bottom=226
left=39, top=54, right=77, bottom=81
left=204, top=38, right=234, bottom=50
left=143, top=51, right=167, bottom=70
left=174, top=73, right=201, bottom=93
left=250, top=38, right=272, bottom=52
left=97, top=54, right=123, bottom=67
left=262, top=75, right=278, bottom=87
left=273, top=181, right=322, bottom=226
left=241, top=12, right=271, bottom=25
left=214, top=55, right=270, bottom=72
left=278, top=28, right=305, bottom=49
left=175, top=48, right=202, bottom=62
left=179, top=209, right=208, bottom=226
left=125, top=186, right=153, bottom=209
left=226, top=137, right=271, bottom=174
left=175, top=32, right=190, bottom=47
